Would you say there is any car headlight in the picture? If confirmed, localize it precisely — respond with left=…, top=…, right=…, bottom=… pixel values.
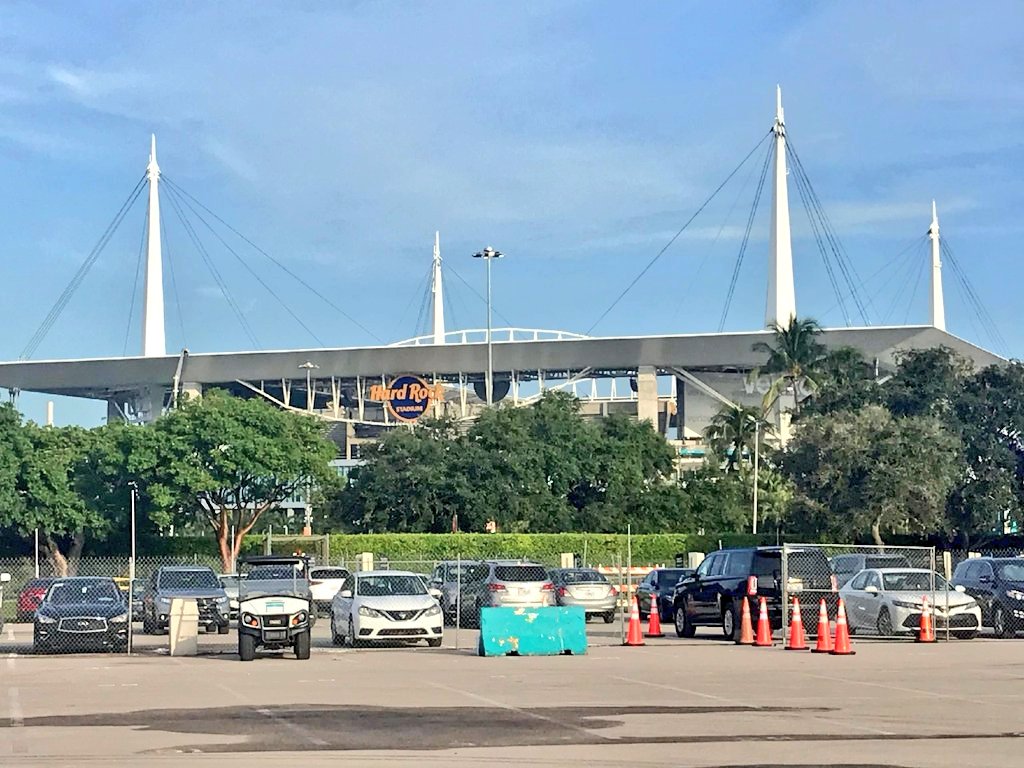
left=425, top=604, right=441, bottom=617
left=290, top=611, right=308, bottom=626
left=36, top=614, right=57, bottom=624
left=1005, top=590, right=1024, bottom=601
left=241, top=612, right=260, bottom=628
left=891, top=599, right=921, bottom=609
left=216, top=596, right=230, bottom=605
left=358, top=606, right=381, bottom=618
left=110, top=613, right=129, bottom=623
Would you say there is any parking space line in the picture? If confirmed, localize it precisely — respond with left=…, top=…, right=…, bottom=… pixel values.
left=611, top=675, right=747, bottom=706
left=5, top=653, right=26, bottom=756
left=214, top=681, right=329, bottom=748
left=804, top=672, right=990, bottom=705
left=428, top=681, right=614, bottom=741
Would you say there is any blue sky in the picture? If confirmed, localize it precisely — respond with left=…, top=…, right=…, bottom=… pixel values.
left=1, top=1, right=1022, bottom=425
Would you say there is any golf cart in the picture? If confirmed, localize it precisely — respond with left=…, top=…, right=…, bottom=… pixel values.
left=237, top=556, right=314, bottom=661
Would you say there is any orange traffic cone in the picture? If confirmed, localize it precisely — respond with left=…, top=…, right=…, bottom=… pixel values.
left=830, top=598, right=855, bottom=656
left=736, top=596, right=755, bottom=645
left=624, top=595, right=645, bottom=646
left=645, top=595, right=664, bottom=638
left=785, top=597, right=808, bottom=651
left=916, top=596, right=936, bottom=643
left=811, top=598, right=833, bottom=654
left=754, top=596, right=773, bottom=646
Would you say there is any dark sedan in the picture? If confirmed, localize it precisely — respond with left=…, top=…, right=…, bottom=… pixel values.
left=34, top=578, right=129, bottom=654
left=636, top=568, right=695, bottom=621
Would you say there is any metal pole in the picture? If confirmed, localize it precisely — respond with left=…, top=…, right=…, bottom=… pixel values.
left=752, top=421, right=760, bottom=535
left=34, top=529, right=40, bottom=578
left=128, top=484, right=137, bottom=656
left=485, top=253, right=493, bottom=406
left=455, top=553, right=461, bottom=652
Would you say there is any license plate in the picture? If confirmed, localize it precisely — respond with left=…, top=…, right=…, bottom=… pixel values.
left=263, top=629, right=287, bottom=641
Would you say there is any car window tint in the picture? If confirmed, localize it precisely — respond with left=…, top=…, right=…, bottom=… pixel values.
left=357, top=575, right=427, bottom=596
left=849, top=571, right=868, bottom=590
left=865, top=571, right=882, bottom=590
left=709, top=555, right=726, bottom=577
left=159, top=570, right=220, bottom=590
left=725, top=551, right=752, bottom=577
left=494, top=565, right=548, bottom=582
left=753, top=551, right=781, bottom=577
left=996, top=563, right=1024, bottom=581
left=311, top=568, right=348, bottom=579
left=562, top=570, right=606, bottom=584
left=695, top=555, right=715, bottom=577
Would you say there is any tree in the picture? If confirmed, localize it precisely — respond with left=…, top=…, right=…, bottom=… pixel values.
left=703, top=404, right=770, bottom=472
left=752, top=316, right=827, bottom=414
left=799, top=347, right=883, bottom=418
left=886, top=347, right=972, bottom=419
left=780, top=406, right=960, bottom=546
left=141, top=391, right=339, bottom=571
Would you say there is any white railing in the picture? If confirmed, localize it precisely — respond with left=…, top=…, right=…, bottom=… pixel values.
left=389, top=328, right=589, bottom=347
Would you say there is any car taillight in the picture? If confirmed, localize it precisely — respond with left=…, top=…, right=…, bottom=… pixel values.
left=831, top=575, right=839, bottom=592
left=488, top=583, right=506, bottom=592
left=541, top=583, right=554, bottom=592
left=557, top=586, right=567, bottom=597
left=609, top=586, right=618, bottom=596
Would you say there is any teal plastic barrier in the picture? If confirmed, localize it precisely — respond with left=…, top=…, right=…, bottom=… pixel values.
left=477, top=606, right=587, bottom=657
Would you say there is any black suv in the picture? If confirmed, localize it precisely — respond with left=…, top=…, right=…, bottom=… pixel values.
left=672, top=546, right=836, bottom=641
left=951, top=556, right=1024, bottom=638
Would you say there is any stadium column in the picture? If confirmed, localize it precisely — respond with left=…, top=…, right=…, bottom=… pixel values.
left=636, top=366, right=658, bottom=426
left=675, top=377, right=686, bottom=440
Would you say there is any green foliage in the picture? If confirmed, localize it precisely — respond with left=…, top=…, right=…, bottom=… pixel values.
left=751, top=317, right=827, bottom=412
left=703, top=404, right=770, bottom=471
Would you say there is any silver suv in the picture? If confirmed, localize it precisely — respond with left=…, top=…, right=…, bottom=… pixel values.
left=457, top=560, right=554, bottom=627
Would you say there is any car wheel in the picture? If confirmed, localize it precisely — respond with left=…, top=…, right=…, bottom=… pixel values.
left=993, top=605, right=1015, bottom=638
left=876, top=607, right=894, bottom=636
left=347, top=617, right=363, bottom=649
left=675, top=601, right=696, bottom=638
left=331, top=613, right=345, bottom=646
left=722, top=602, right=739, bottom=642
left=602, top=611, right=615, bottom=624
left=238, top=633, right=256, bottom=662
left=218, top=624, right=230, bottom=635
left=954, top=630, right=978, bottom=640
left=142, top=613, right=154, bottom=635
left=294, top=631, right=311, bottom=660
left=427, top=638, right=442, bottom=648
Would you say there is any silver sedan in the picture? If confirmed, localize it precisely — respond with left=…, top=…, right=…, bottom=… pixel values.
left=840, top=568, right=981, bottom=639
left=549, top=568, right=618, bottom=623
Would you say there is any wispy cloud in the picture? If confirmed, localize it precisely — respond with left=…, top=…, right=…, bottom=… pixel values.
left=47, top=65, right=142, bottom=101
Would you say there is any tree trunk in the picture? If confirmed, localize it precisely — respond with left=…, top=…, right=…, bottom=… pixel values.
left=41, top=531, right=86, bottom=577
left=871, top=517, right=885, bottom=550
left=67, top=531, right=85, bottom=576
left=45, top=535, right=69, bottom=577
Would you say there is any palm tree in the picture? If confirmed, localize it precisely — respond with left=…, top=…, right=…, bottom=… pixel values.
left=704, top=404, right=771, bottom=472
left=751, top=316, right=827, bottom=413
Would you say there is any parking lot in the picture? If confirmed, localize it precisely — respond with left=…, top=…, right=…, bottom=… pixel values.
left=4, top=618, right=1024, bottom=768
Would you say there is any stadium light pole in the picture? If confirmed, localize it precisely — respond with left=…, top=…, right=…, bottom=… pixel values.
left=298, top=361, right=319, bottom=413
left=472, top=246, right=503, bottom=406
left=128, top=481, right=138, bottom=656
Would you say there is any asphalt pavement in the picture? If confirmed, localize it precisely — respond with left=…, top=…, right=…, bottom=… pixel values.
left=2, top=618, right=1024, bottom=767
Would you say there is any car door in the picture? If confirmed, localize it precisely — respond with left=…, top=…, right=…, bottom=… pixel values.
left=843, top=571, right=871, bottom=629
left=974, top=561, right=997, bottom=623
left=694, top=553, right=725, bottom=622
left=332, top=575, right=356, bottom=627
left=859, top=570, right=884, bottom=628
left=685, top=555, right=717, bottom=622
left=953, top=561, right=983, bottom=619
left=635, top=573, right=653, bottom=615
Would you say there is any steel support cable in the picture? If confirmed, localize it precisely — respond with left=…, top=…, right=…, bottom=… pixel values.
left=945, top=258, right=985, bottom=344
left=161, top=177, right=380, bottom=342
left=446, top=263, right=515, bottom=327
left=587, top=130, right=773, bottom=335
left=786, top=141, right=870, bottom=322
left=163, top=184, right=260, bottom=348
left=412, top=265, right=434, bottom=338
left=882, top=240, right=927, bottom=323
left=164, top=184, right=325, bottom=347
left=718, top=138, right=773, bottom=331
left=21, top=174, right=148, bottom=359
left=942, top=240, right=1007, bottom=351
left=787, top=147, right=849, bottom=324
left=820, top=235, right=925, bottom=321
left=393, top=264, right=432, bottom=341
left=123, top=207, right=149, bottom=355
left=161, top=210, right=187, bottom=346
left=903, top=249, right=928, bottom=325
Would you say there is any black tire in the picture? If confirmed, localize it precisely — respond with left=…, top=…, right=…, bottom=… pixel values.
left=876, top=607, right=894, bottom=637
left=142, top=612, right=154, bottom=635
left=331, top=612, right=345, bottom=646
left=217, top=624, right=230, bottom=635
left=954, top=630, right=978, bottom=640
left=722, top=602, right=739, bottom=642
left=347, top=618, right=363, bottom=649
left=427, top=638, right=442, bottom=648
left=675, top=601, right=696, bottom=638
left=294, top=631, right=311, bottom=660
left=602, top=611, right=615, bottom=624
left=238, top=633, right=256, bottom=662
left=993, top=604, right=1015, bottom=638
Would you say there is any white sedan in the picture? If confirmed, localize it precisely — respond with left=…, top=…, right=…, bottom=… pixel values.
left=840, top=568, right=982, bottom=639
left=308, top=566, right=350, bottom=615
left=330, top=571, right=444, bottom=648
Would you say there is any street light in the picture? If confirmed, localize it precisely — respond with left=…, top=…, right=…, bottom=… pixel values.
left=298, top=361, right=320, bottom=413
left=128, top=481, right=138, bottom=656
left=472, top=246, right=503, bottom=405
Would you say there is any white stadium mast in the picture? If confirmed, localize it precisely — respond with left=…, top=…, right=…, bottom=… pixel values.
left=431, top=231, right=446, bottom=345
left=766, top=86, right=797, bottom=329
left=142, top=134, right=166, bottom=357
left=929, top=200, right=946, bottom=331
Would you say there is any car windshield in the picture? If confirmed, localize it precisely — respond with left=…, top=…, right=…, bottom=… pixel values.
left=219, top=576, right=239, bottom=590
left=658, top=569, right=690, bottom=585
left=247, top=566, right=307, bottom=581
left=357, top=575, right=427, bottom=597
left=881, top=572, right=948, bottom=592
left=494, top=565, right=548, bottom=582
left=996, top=563, right=1024, bottom=582
left=47, top=581, right=121, bottom=605
left=561, top=570, right=607, bottom=584
left=159, top=570, right=220, bottom=590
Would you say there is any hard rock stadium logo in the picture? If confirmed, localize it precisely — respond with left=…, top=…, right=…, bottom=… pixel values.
left=368, top=375, right=445, bottom=422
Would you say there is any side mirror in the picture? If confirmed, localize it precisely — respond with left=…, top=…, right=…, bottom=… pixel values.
left=954, top=584, right=966, bottom=593
left=428, top=588, right=442, bottom=599
left=339, top=590, right=353, bottom=599
left=864, top=585, right=879, bottom=595
left=0, top=573, right=10, bottom=583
